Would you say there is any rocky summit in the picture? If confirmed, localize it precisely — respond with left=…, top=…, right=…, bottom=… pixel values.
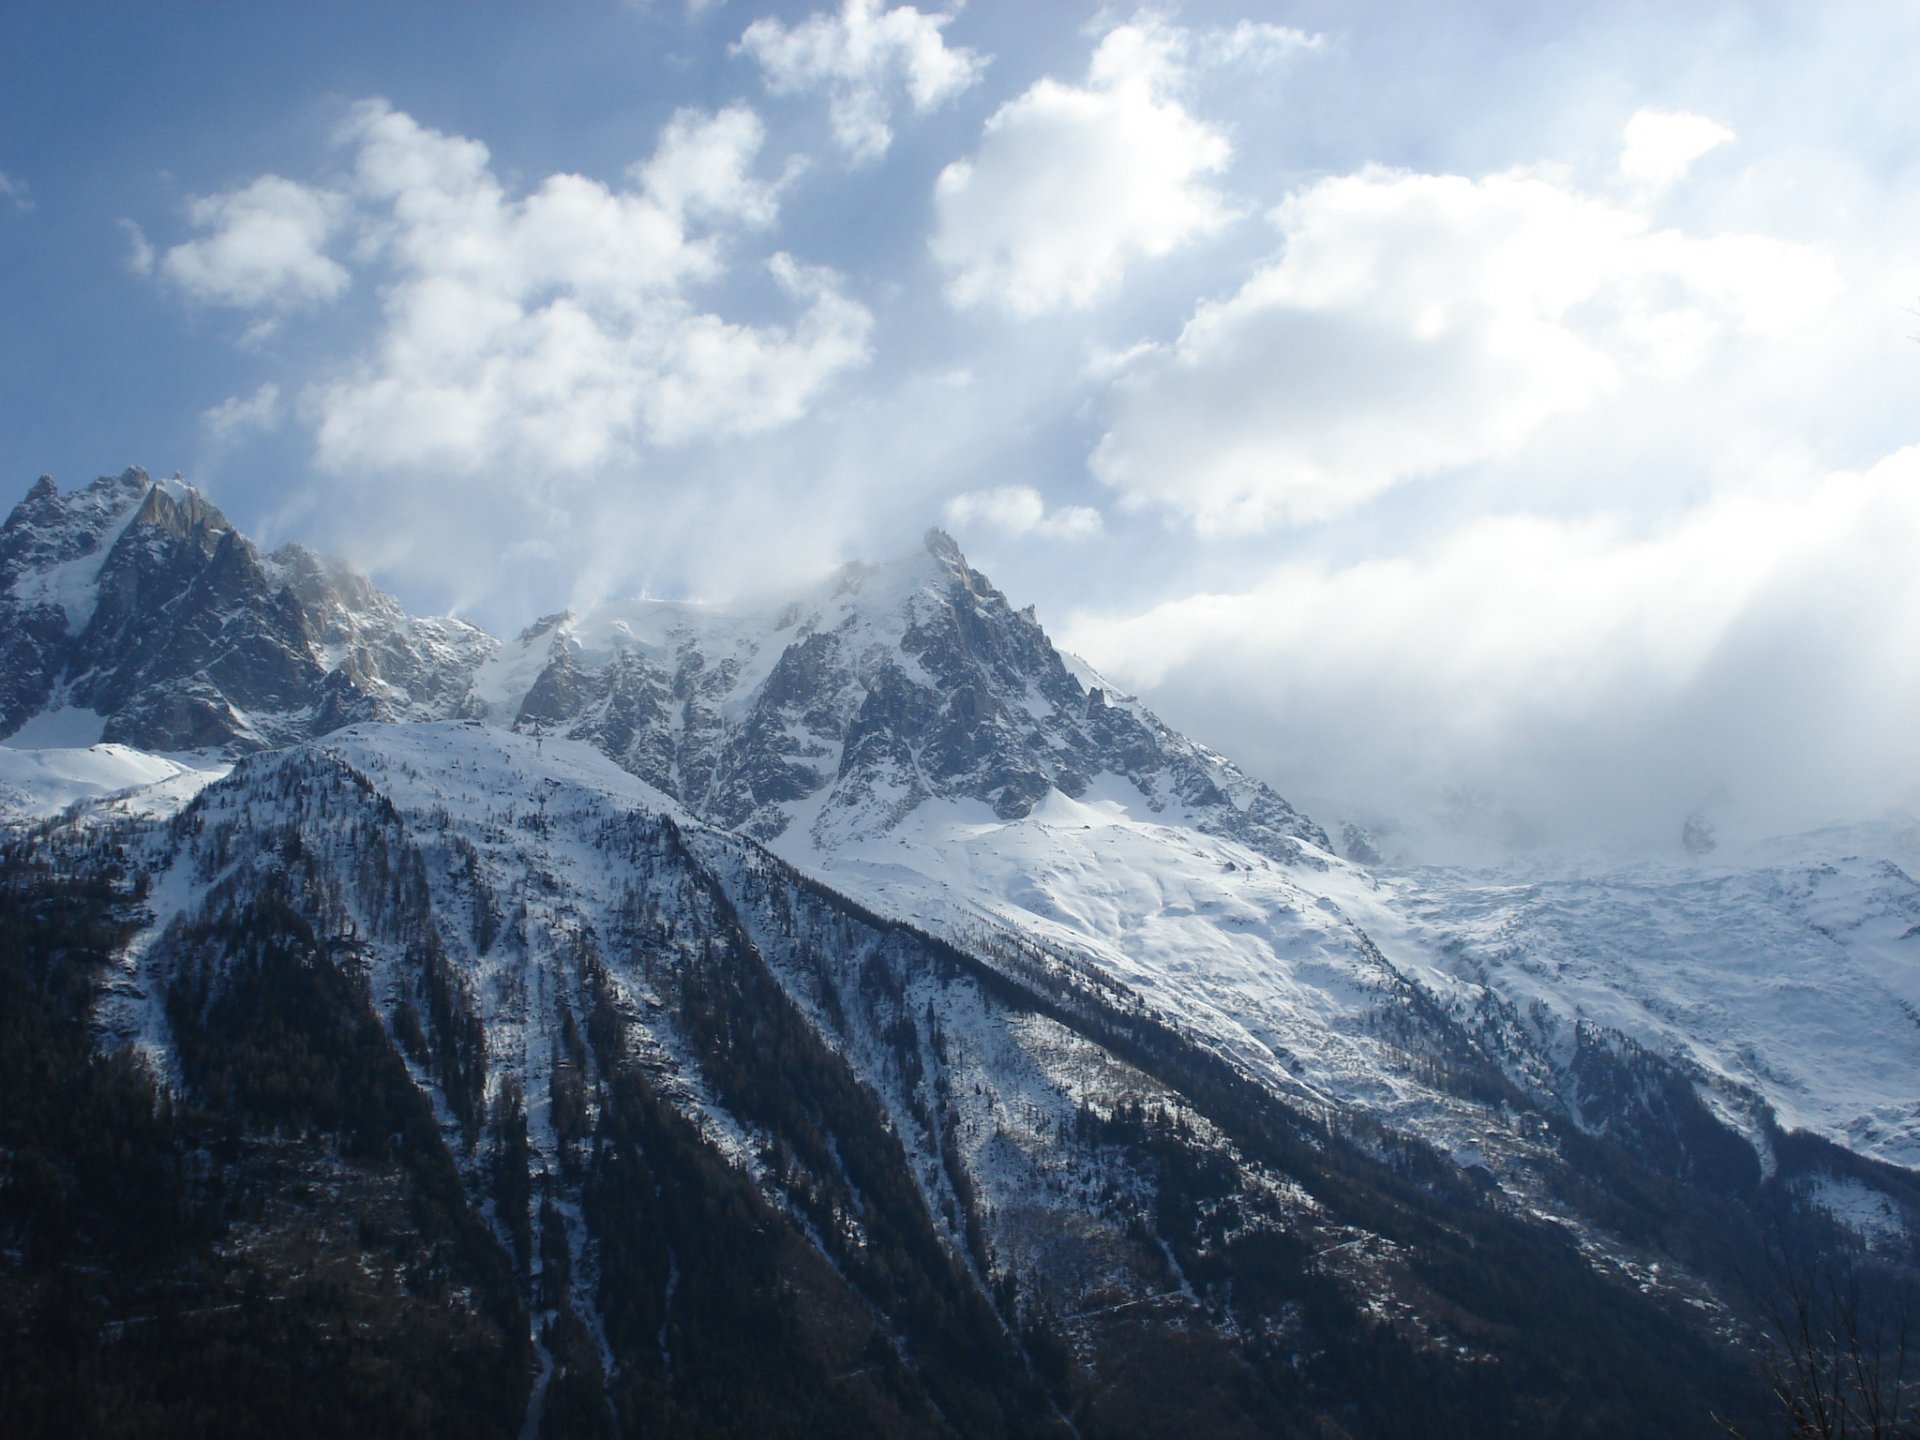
left=491, top=525, right=1328, bottom=858
left=0, top=468, right=493, bottom=752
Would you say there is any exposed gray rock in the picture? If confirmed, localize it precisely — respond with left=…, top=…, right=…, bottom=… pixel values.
left=1342, top=821, right=1386, bottom=867
left=1682, top=809, right=1717, bottom=855
left=506, top=528, right=1330, bottom=859
left=2, top=473, right=1325, bottom=859
left=0, top=471, right=494, bottom=751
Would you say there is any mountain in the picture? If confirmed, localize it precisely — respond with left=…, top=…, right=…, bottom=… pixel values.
left=0, top=468, right=493, bottom=752
left=3, top=470, right=1916, bottom=1438
left=483, top=528, right=1328, bottom=861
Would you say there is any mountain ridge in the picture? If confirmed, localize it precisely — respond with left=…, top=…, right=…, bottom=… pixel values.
left=3, top=468, right=1916, bottom=1438
left=5, top=470, right=1916, bottom=1173
left=0, top=468, right=495, bottom=753
left=3, top=472, right=1329, bottom=864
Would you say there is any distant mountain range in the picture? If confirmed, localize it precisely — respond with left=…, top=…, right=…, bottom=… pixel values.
left=3, top=469, right=1915, bottom=1439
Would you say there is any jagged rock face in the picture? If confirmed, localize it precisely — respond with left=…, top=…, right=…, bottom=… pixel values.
left=267, top=542, right=495, bottom=728
left=0, top=470, right=495, bottom=751
left=1342, top=820, right=1386, bottom=867
left=4, top=473, right=1324, bottom=859
left=79, top=486, right=321, bottom=745
left=0, top=469, right=151, bottom=736
left=503, top=530, right=1331, bottom=856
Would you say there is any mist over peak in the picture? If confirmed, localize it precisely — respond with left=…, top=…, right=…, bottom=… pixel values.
left=7, top=5, right=1917, bottom=867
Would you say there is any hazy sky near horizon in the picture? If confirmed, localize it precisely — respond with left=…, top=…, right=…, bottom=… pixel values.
left=3, top=1, right=1917, bottom=858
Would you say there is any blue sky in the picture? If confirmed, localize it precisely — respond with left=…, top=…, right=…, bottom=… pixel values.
left=3, top=1, right=1918, bottom=856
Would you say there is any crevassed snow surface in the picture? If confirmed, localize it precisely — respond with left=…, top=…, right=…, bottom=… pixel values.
left=771, top=776, right=1920, bottom=1170
left=1394, top=823, right=1920, bottom=1168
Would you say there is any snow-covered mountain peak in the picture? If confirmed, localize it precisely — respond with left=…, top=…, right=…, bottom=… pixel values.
left=0, top=471, right=494, bottom=751
left=124, top=471, right=231, bottom=541
left=481, top=527, right=1330, bottom=859
left=922, top=522, right=965, bottom=565
left=3, top=469, right=151, bottom=613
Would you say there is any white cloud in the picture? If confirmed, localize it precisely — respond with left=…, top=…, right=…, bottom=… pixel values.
left=119, top=219, right=155, bottom=275
left=1198, top=20, right=1322, bottom=69
left=300, top=99, right=871, bottom=477
left=1065, top=447, right=1920, bottom=858
left=1092, top=164, right=1840, bottom=532
left=160, top=174, right=351, bottom=308
left=737, top=0, right=985, bottom=160
left=943, top=484, right=1101, bottom=539
left=129, top=97, right=875, bottom=610
left=638, top=253, right=875, bottom=444
left=0, top=171, right=30, bottom=212
left=633, top=105, right=789, bottom=227
left=1620, top=107, right=1735, bottom=194
left=202, top=383, right=282, bottom=442
left=931, top=18, right=1235, bottom=315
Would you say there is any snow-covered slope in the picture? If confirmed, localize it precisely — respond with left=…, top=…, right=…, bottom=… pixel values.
left=32, top=718, right=1832, bottom=1435
left=5, top=470, right=1912, bottom=1195
left=771, top=770, right=1920, bottom=1189
left=772, top=780, right=1504, bottom=1154
left=0, top=740, right=228, bottom=824
left=1395, top=823, right=1920, bottom=1168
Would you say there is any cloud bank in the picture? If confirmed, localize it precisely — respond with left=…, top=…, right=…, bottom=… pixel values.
left=1092, top=157, right=1838, bottom=533
left=140, top=97, right=875, bottom=604
left=310, top=100, right=868, bottom=475
left=931, top=18, right=1237, bottom=315
left=1067, top=444, right=1920, bottom=860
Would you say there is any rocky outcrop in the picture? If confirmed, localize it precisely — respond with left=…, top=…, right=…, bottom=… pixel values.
left=0, top=470, right=494, bottom=751
left=507, top=528, right=1330, bottom=857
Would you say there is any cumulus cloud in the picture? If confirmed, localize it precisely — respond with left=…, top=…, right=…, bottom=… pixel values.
left=737, top=0, right=986, bottom=160
left=202, top=383, right=282, bottom=442
left=634, top=104, right=790, bottom=227
left=943, top=484, right=1101, bottom=539
left=931, top=17, right=1235, bottom=315
left=1091, top=163, right=1840, bottom=532
left=160, top=174, right=351, bottom=308
left=637, top=253, right=874, bottom=444
left=1064, top=447, right=1920, bottom=860
left=1619, top=107, right=1735, bottom=194
left=284, top=99, right=870, bottom=477
left=128, top=98, right=877, bottom=609
left=0, top=171, right=30, bottom=211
